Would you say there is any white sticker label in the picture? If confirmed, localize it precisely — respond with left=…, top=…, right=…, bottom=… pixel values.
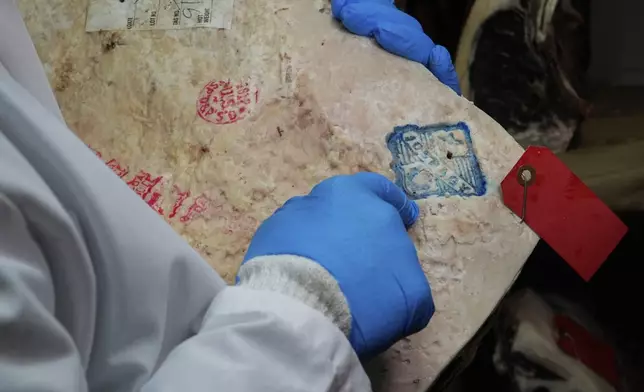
left=86, top=0, right=234, bottom=31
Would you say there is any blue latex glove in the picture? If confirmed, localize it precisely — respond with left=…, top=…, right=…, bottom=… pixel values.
left=243, top=173, right=434, bottom=357
left=332, top=0, right=462, bottom=95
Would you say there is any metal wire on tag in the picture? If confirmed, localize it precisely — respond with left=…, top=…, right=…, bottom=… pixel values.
left=517, top=165, right=536, bottom=223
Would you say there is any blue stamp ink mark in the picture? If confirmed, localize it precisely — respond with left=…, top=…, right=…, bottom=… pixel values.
left=386, top=122, right=486, bottom=199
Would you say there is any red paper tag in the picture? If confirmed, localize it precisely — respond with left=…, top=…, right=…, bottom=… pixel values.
left=501, top=146, right=627, bottom=281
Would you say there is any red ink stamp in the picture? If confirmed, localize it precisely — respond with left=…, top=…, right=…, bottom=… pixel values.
left=127, top=170, right=165, bottom=215
left=180, top=194, right=212, bottom=223
left=91, top=145, right=214, bottom=225
left=169, top=185, right=191, bottom=219
left=106, top=159, right=129, bottom=178
left=127, top=170, right=163, bottom=199
left=197, top=80, right=258, bottom=125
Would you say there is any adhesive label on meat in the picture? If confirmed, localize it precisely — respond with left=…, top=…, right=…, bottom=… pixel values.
left=86, top=0, right=234, bottom=31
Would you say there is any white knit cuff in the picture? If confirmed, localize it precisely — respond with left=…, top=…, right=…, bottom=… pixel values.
left=237, top=255, right=352, bottom=338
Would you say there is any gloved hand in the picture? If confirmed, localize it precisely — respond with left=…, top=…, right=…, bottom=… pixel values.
left=332, top=0, right=462, bottom=95
left=240, top=173, right=434, bottom=358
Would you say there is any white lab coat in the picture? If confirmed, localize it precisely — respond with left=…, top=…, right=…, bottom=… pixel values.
left=0, top=1, right=370, bottom=390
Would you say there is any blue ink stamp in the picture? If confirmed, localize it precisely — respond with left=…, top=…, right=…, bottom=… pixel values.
left=386, top=122, right=486, bottom=199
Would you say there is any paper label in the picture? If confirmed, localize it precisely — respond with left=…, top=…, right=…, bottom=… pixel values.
left=86, top=0, right=234, bottom=32
left=501, top=146, right=627, bottom=281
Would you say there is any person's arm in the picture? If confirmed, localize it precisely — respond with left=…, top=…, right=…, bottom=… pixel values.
left=144, top=173, right=434, bottom=391
left=0, top=173, right=368, bottom=392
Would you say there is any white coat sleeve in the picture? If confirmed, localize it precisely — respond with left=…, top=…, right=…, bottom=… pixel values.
left=0, top=200, right=370, bottom=392
left=143, top=287, right=371, bottom=392
left=0, top=189, right=88, bottom=392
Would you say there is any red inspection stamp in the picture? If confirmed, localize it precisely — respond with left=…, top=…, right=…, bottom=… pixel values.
left=197, top=80, right=258, bottom=125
